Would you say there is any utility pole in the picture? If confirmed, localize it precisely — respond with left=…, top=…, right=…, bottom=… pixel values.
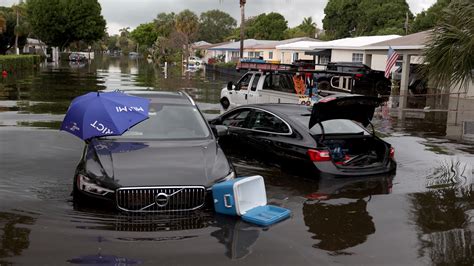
left=14, top=0, right=23, bottom=55
left=404, top=12, right=409, bottom=35
left=239, top=0, right=246, bottom=59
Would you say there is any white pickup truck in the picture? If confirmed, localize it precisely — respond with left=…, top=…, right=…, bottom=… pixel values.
left=219, top=71, right=319, bottom=111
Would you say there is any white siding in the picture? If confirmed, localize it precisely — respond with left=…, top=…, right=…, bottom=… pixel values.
left=330, top=49, right=355, bottom=62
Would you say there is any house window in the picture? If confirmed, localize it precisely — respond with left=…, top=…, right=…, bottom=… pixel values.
left=292, top=52, right=299, bottom=62
left=269, top=52, right=273, bottom=59
left=319, top=55, right=330, bottom=65
left=352, top=53, right=363, bottom=63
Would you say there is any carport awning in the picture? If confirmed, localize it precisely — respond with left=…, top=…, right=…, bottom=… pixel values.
left=305, top=49, right=331, bottom=56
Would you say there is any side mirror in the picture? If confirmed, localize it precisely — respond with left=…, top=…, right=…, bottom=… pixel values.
left=227, top=81, right=234, bottom=91
left=211, top=125, right=229, bottom=138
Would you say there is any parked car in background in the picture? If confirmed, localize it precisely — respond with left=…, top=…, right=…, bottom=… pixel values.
left=73, top=91, right=235, bottom=212
left=315, top=62, right=391, bottom=96
left=184, top=56, right=204, bottom=68
left=210, top=95, right=396, bottom=178
left=392, top=63, right=427, bottom=95
left=68, top=52, right=88, bottom=62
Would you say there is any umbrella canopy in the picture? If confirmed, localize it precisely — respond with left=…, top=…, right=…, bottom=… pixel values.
left=60, top=91, right=149, bottom=140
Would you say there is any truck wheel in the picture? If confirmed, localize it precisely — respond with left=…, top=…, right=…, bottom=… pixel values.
left=376, top=81, right=390, bottom=96
left=318, top=80, right=330, bottom=90
left=220, top=97, right=230, bottom=110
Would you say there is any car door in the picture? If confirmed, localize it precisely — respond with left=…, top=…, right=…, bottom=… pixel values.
left=233, top=73, right=253, bottom=106
left=245, top=109, right=294, bottom=162
left=215, top=108, right=253, bottom=153
left=247, top=73, right=262, bottom=104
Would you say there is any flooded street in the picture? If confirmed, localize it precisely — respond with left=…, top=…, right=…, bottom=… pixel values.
left=0, top=56, right=473, bottom=265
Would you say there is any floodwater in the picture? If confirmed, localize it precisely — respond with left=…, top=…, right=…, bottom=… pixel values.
left=0, top=56, right=473, bottom=265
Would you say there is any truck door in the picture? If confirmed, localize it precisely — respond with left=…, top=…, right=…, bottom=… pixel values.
left=233, top=73, right=253, bottom=105
left=247, top=73, right=262, bottom=104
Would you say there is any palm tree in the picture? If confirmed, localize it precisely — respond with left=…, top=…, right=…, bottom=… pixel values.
left=300, top=17, right=317, bottom=38
left=423, top=0, right=473, bottom=90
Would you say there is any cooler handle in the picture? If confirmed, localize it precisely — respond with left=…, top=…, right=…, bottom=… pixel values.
left=224, top=194, right=234, bottom=208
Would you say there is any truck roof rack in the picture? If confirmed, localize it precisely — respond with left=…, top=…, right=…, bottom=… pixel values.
left=236, top=61, right=297, bottom=72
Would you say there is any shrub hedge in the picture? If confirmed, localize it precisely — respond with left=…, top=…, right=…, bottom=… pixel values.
left=0, top=55, right=42, bottom=71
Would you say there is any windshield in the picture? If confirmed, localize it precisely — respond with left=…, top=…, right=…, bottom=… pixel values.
left=292, top=116, right=370, bottom=135
left=112, top=104, right=210, bottom=140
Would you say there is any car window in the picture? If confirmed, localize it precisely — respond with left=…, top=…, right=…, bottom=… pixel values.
left=250, top=73, right=261, bottom=91
left=115, top=104, right=211, bottom=140
left=236, top=73, right=252, bottom=91
left=220, top=109, right=251, bottom=128
left=248, top=110, right=290, bottom=134
left=292, top=116, right=370, bottom=135
left=262, top=73, right=294, bottom=93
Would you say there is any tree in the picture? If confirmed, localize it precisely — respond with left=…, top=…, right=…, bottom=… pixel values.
left=410, top=0, right=451, bottom=33
left=130, top=22, right=158, bottom=48
left=0, top=6, right=28, bottom=54
left=422, top=0, right=473, bottom=90
left=154, top=12, right=176, bottom=38
left=118, top=27, right=136, bottom=55
left=356, top=0, right=412, bottom=36
left=299, top=17, right=317, bottom=37
left=27, top=0, right=106, bottom=49
left=176, top=9, right=199, bottom=64
left=322, top=0, right=412, bottom=39
left=322, top=0, right=359, bottom=40
left=198, top=10, right=236, bottom=43
left=246, top=12, right=288, bottom=40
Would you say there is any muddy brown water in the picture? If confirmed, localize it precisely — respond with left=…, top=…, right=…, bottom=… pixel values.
left=0, top=56, right=473, bottom=265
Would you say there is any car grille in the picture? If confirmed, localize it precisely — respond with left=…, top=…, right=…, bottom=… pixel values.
left=116, top=186, right=206, bottom=212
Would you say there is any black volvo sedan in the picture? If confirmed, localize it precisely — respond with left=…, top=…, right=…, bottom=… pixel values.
left=73, top=91, right=234, bottom=212
left=210, top=95, right=396, bottom=177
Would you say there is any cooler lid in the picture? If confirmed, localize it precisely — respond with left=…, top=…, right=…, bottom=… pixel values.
left=242, top=205, right=291, bottom=227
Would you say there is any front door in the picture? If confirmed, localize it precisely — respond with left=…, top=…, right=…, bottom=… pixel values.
left=233, top=73, right=253, bottom=106
left=247, top=73, right=262, bottom=104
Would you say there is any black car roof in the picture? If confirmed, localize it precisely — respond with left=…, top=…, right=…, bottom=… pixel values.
left=244, top=103, right=311, bottom=116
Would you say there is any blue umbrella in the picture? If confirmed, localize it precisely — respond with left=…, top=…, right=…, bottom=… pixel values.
left=60, top=91, right=149, bottom=140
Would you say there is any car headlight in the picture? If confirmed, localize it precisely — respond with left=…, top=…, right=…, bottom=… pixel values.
left=217, top=171, right=235, bottom=183
left=77, top=174, right=114, bottom=196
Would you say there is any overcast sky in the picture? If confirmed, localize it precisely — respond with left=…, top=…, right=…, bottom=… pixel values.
left=2, top=0, right=436, bottom=35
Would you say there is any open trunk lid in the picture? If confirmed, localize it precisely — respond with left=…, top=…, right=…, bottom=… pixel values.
left=309, top=95, right=384, bottom=129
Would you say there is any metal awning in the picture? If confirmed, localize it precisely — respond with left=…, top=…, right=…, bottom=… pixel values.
left=305, top=49, right=331, bottom=56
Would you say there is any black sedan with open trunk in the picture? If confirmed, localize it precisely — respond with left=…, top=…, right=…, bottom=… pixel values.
left=210, top=95, right=396, bottom=177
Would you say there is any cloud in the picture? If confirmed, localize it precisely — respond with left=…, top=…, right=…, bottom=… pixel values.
left=2, top=0, right=437, bottom=36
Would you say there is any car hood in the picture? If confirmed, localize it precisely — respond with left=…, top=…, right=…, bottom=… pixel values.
left=309, top=95, right=384, bottom=128
left=84, top=139, right=230, bottom=188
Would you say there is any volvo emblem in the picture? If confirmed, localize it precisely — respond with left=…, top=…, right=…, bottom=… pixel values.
left=155, top=193, right=169, bottom=207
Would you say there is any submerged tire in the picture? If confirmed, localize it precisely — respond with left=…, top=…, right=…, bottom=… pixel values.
left=220, top=97, right=230, bottom=110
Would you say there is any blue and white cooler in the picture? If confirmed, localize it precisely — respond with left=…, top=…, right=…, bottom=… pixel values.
left=212, top=175, right=291, bottom=226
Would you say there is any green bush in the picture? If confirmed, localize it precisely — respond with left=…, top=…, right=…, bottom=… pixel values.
left=0, top=55, right=42, bottom=71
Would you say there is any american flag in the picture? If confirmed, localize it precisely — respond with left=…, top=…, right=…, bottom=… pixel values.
left=385, top=46, right=399, bottom=79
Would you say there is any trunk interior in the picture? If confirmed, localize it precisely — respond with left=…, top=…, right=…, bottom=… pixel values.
left=319, top=136, right=388, bottom=169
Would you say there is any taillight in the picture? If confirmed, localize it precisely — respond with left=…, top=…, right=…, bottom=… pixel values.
left=389, top=147, right=395, bottom=159
left=307, top=149, right=331, bottom=162
left=355, top=73, right=364, bottom=79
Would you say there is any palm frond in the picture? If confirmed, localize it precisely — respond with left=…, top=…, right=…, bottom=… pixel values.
left=422, top=0, right=474, bottom=89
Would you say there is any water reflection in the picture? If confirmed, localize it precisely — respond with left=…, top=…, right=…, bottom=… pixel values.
left=71, top=208, right=260, bottom=260
left=410, top=186, right=473, bottom=265
left=303, top=175, right=393, bottom=254
left=0, top=212, right=36, bottom=263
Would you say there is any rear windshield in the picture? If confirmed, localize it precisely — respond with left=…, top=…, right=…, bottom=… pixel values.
left=111, top=104, right=210, bottom=140
left=292, top=116, right=370, bottom=135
